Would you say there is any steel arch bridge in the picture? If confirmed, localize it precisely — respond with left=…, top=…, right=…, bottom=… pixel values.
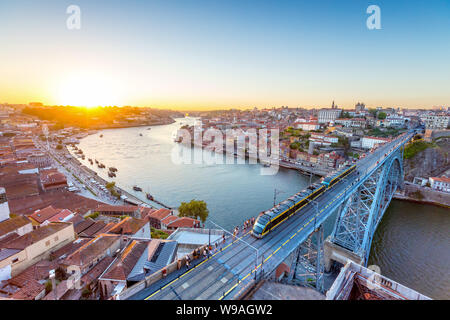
left=130, top=131, right=416, bottom=300
left=329, top=146, right=404, bottom=266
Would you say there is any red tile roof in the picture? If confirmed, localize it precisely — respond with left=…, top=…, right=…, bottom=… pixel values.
left=4, top=223, right=72, bottom=250
left=161, top=215, right=178, bottom=225
left=431, top=176, right=450, bottom=183
left=100, top=240, right=149, bottom=281
left=0, top=216, right=31, bottom=238
left=10, top=279, right=45, bottom=300
left=29, top=206, right=61, bottom=224
left=107, top=217, right=147, bottom=235
left=62, top=234, right=120, bottom=267
left=167, top=217, right=200, bottom=229
left=148, top=208, right=172, bottom=221
left=47, top=209, right=73, bottom=223
left=96, top=205, right=138, bottom=213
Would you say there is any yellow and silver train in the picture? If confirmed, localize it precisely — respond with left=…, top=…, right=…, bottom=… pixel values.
left=251, top=164, right=356, bottom=239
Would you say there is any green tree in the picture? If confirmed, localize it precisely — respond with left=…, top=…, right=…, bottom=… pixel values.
left=179, top=199, right=209, bottom=223
left=290, top=142, right=301, bottom=150
left=105, top=182, right=116, bottom=190
left=377, top=112, right=387, bottom=120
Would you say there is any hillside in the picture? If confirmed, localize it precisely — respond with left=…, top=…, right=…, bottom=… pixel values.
left=404, top=137, right=450, bottom=182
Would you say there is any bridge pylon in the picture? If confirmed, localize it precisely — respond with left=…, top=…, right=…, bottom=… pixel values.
left=288, top=225, right=324, bottom=293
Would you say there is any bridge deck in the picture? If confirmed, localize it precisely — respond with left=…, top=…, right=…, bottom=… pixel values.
left=129, top=132, right=413, bottom=300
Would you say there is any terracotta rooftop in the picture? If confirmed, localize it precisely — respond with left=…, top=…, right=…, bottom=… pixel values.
left=39, top=169, right=67, bottom=187
left=8, top=191, right=107, bottom=216
left=148, top=208, right=172, bottom=221
left=140, top=207, right=157, bottom=219
left=79, top=221, right=107, bottom=238
left=3, top=223, right=72, bottom=250
left=50, top=238, right=89, bottom=261
left=46, top=209, right=73, bottom=223
left=100, top=240, right=149, bottom=281
left=96, top=205, right=138, bottom=213
left=431, top=176, right=450, bottom=183
left=73, top=218, right=95, bottom=234
left=0, top=216, right=31, bottom=238
left=167, top=217, right=201, bottom=229
left=62, top=234, right=120, bottom=267
left=161, top=215, right=178, bottom=225
left=81, top=256, right=114, bottom=286
left=6, top=260, right=59, bottom=288
left=108, top=217, right=147, bottom=235
left=10, top=279, right=45, bottom=300
left=29, top=206, right=61, bottom=224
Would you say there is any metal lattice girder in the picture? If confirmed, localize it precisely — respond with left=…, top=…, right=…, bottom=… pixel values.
left=289, top=225, right=324, bottom=293
left=331, top=149, right=404, bottom=265
left=331, top=165, right=383, bottom=254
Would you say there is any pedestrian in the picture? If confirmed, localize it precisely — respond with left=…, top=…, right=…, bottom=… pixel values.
left=222, top=233, right=226, bottom=243
left=162, top=267, right=167, bottom=278
left=177, top=259, right=181, bottom=270
left=186, top=259, right=190, bottom=269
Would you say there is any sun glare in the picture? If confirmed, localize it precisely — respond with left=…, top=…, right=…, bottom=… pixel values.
left=56, top=73, right=122, bottom=108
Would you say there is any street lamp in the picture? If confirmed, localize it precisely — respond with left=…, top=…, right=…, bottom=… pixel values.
left=273, top=188, right=285, bottom=207
left=306, top=198, right=319, bottom=230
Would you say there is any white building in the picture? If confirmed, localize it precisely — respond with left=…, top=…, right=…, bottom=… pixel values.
left=429, top=177, right=450, bottom=193
left=0, top=188, right=10, bottom=222
left=361, top=136, right=390, bottom=149
left=294, top=122, right=320, bottom=131
left=420, top=114, right=449, bottom=129
left=318, top=109, right=342, bottom=124
left=386, top=116, right=406, bottom=127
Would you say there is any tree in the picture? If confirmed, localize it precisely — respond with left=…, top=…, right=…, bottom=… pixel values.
left=290, top=142, right=301, bottom=150
left=178, top=200, right=209, bottom=223
left=105, top=182, right=116, bottom=190
left=377, top=112, right=387, bottom=120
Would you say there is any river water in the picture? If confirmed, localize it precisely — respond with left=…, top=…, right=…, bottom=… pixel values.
left=75, top=118, right=449, bottom=299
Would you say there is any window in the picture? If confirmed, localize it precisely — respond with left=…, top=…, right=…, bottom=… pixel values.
left=54, top=236, right=59, bottom=242
left=12, top=258, right=19, bottom=263
left=45, top=240, right=50, bottom=246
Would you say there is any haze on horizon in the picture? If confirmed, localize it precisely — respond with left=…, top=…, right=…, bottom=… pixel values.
left=0, top=0, right=449, bottom=110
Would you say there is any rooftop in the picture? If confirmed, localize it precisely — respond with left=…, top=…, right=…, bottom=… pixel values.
left=96, top=204, right=138, bottom=213
left=29, top=206, right=61, bottom=224
left=148, top=208, right=172, bottom=220
left=62, top=234, right=120, bottom=267
left=3, top=223, right=72, bottom=250
left=0, top=216, right=31, bottom=238
left=107, top=217, right=147, bottom=235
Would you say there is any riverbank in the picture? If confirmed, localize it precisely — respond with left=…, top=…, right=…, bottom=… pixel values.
left=91, top=117, right=177, bottom=130
left=393, top=182, right=450, bottom=208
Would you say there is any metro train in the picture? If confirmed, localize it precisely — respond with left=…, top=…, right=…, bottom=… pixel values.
left=251, top=164, right=357, bottom=239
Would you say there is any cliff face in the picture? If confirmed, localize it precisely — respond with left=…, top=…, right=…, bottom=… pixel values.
left=404, top=138, right=450, bottom=182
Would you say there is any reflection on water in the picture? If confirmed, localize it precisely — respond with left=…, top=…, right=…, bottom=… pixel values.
left=369, top=201, right=450, bottom=300
left=77, top=118, right=449, bottom=300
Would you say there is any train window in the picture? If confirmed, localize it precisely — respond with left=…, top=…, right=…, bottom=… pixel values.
left=253, top=224, right=264, bottom=234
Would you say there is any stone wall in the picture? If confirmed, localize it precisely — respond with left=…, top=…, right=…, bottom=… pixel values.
left=395, top=182, right=450, bottom=207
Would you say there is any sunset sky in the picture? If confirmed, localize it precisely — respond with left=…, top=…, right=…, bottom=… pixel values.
left=0, top=0, right=449, bottom=110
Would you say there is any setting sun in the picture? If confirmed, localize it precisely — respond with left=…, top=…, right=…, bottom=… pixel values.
left=56, top=73, right=122, bottom=107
